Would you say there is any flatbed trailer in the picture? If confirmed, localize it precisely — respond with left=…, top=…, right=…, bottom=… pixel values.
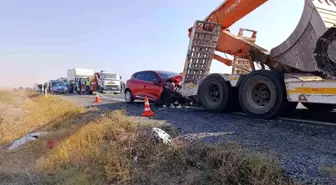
left=179, top=0, right=336, bottom=119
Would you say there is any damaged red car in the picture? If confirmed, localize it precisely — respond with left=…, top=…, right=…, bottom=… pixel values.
left=124, top=70, right=183, bottom=105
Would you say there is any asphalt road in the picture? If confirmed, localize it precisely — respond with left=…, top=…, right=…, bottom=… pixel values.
left=61, top=93, right=336, bottom=184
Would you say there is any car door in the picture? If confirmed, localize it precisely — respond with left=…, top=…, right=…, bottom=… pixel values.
left=143, top=71, right=162, bottom=101
left=132, top=71, right=146, bottom=98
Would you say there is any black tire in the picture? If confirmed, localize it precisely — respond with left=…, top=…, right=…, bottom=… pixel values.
left=125, top=89, right=134, bottom=103
left=198, top=74, right=232, bottom=113
left=239, top=70, right=286, bottom=119
left=302, top=102, right=335, bottom=112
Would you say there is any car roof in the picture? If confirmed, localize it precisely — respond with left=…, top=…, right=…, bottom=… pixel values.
left=133, top=70, right=178, bottom=74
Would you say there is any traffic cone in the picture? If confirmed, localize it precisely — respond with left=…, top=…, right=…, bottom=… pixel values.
left=141, top=96, right=154, bottom=117
left=94, top=93, right=101, bottom=103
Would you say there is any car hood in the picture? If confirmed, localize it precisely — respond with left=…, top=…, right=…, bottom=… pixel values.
left=162, top=75, right=183, bottom=84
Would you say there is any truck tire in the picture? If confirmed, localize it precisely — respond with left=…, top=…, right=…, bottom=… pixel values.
left=198, top=74, right=232, bottom=113
left=239, top=70, right=286, bottom=119
left=302, top=103, right=336, bottom=112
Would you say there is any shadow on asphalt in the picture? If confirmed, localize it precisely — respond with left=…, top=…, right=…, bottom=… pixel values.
left=90, top=100, right=336, bottom=124
left=285, top=109, right=336, bottom=123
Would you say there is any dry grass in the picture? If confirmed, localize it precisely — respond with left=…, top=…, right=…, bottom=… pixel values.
left=319, top=164, right=336, bottom=178
left=0, top=89, right=85, bottom=144
left=0, top=90, right=14, bottom=104
left=0, top=89, right=300, bottom=185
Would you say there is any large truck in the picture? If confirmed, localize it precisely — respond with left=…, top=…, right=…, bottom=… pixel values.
left=91, top=71, right=122, bottom=94
left=176, top=0, right=336, bottom=119
left=67, top=68, right=94, bottom=93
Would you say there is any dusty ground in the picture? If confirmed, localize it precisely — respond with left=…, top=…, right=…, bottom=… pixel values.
left=61, top=93, right=336, bottom=184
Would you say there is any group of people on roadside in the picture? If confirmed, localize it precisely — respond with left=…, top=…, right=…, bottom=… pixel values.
left=37, top=82, right=49, bottom=94
left=74, top=77, right=91, bottom=94
left=67, top=77, right=126, bottom=94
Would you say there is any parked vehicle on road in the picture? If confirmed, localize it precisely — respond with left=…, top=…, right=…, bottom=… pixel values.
left=49, top=80, right=68, bottom=94
left=124, top=70, right=182, bottom=105
left=91, top=71, right=122, bottom=94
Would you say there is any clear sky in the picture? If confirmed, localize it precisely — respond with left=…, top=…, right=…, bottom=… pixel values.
left=0, top=0, right=304, bottom=87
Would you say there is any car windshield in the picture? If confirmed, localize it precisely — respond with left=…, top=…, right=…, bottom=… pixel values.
left=51, top=82, right=64, bottom=87
left=101, top=73, right=119, bottom=79
left=157, top=71, right=179, bottom=79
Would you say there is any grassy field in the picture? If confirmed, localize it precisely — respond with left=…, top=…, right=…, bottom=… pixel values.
left=0, top=89, right=301, bottom=185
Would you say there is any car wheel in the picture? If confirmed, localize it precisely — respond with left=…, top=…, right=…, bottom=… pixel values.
left=125, top=89, right=134, bottom=103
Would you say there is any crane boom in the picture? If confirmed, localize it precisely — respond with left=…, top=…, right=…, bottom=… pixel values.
left=204, top=0, right=268, bottom=29
left=187, top=0, right=271, bottom=70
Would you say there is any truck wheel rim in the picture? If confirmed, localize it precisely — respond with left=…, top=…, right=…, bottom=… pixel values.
left=248, top=82, right=271, bottom=108
left=207, top=83, right=220, bottom=103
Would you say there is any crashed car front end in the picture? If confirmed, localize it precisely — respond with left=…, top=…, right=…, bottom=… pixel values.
left=161, top=75, right=195, bottom=107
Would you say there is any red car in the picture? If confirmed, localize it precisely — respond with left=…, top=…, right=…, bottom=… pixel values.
left=125, top=70, right=182, bottom=103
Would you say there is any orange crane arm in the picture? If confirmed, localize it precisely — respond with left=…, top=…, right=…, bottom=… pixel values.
left=188, top=0, right=270, bottom=67
left=204, top=0, right=268, bottom=29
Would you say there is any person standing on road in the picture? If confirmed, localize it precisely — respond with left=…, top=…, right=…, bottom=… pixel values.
left=120, top=81, right=125, bottom=94
left=85, top=77, right=91, bottom=94
left=122, top=81, right=125, bottom=93
left=77, top=79, right=83, bottom=94
left=43, top=82, right=48, bottom=93
left=38, top=83, right=42, bottom=93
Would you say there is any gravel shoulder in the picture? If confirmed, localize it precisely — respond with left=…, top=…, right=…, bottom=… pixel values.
left=62, top=94, right=336, bottom=185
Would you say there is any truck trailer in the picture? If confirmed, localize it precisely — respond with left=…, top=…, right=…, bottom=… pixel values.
left=67, top=68, right=94, bottom=82
left=176, top=0, right=336, bottom=119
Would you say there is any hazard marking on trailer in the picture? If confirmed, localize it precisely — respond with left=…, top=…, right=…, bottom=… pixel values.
left=287, top=87, right=336, bottom=95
